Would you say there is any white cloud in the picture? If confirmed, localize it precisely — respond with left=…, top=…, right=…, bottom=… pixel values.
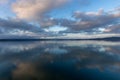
left=12, top=0, right=69, bottom=21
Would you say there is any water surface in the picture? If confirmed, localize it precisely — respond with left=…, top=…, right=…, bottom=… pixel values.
left=0, top=41, right=120, bottom=80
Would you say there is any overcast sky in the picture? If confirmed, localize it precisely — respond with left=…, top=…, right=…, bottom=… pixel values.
left=0, top=0, right=120, bottom=38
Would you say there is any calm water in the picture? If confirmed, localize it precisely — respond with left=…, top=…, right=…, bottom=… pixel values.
left=0, top=41, right=120, bottom=80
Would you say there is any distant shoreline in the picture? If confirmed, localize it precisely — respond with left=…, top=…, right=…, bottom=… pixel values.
left=0, top=37, right=119, bottom=41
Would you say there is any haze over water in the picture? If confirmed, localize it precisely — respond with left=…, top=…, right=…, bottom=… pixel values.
left=0, top=41, right=120, bottom=80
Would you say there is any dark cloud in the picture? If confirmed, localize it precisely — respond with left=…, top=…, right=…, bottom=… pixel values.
left=42, top=8, right=120, bottom=33
left=69, top=9, right=120, bottom=31
left=0, top=18, right=44, bottom=34
left=105, top=24, right=120, bottom=33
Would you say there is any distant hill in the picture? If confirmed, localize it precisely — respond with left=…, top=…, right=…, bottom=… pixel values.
left=86, top=37, right=120, bottom=41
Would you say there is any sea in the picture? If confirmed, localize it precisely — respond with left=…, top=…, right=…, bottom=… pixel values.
left=0, top=40, right=120, bottom=80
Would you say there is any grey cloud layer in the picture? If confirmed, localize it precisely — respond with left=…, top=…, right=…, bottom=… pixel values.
left=68, top=9, right=120, bottom=31
left=39, top=9, right=120, bottom=32
left=0, top=18, right=43, bottom=33
left=105, top=24, right=120, bottom=33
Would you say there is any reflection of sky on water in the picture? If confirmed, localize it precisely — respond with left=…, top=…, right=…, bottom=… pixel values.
left=0, top=41, right=120, bottom=80
left=45, top=47, right=68, bottom=54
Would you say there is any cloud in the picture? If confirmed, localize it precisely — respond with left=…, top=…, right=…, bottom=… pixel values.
left=48, top=8, right=120, bottom=32
left=12, top=0, right=69, bottom=21
left=0, top=18, right=43, bottom=34
left=105, top=24, right=120, bottom=33
left=26, top=8, right=120, bottom=32
left=11, top=0, right=120, bottom=34
left=67, top=9, right=120, bottom=31
left=0, top=0, right=8, bottom=5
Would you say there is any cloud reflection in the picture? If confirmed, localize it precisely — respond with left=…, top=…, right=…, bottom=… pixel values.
left=0, top=41, right=120, bottom=80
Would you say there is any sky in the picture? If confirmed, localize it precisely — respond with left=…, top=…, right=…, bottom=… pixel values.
left=0, top=0, right=120, bottom=38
